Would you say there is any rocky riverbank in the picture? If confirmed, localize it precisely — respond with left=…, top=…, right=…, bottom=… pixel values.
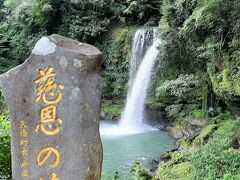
left=100, top=98, right=240, bottom=180
left=132, top=110, right=240, bottom=180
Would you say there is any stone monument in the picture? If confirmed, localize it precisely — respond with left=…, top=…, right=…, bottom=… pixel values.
left=0, top=34, right=103, bottom=180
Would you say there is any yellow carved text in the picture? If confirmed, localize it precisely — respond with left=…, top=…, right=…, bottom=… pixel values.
left=34, top=66, right=64, bottom=104
left=36, top=147, right=60, bottom=168
left=34, top=105, right=62, bottom=135
left=39, top=173, right=59, bottom=180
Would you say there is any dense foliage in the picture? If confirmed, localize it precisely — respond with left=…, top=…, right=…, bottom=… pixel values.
left=0, top=109, right=11, bottom=179
left=0, top=0, right=162, bottom=99
left=0, top=0, right=162, bottom=72
left=150, top=0, right=240, bottom=109
left=148, top=1, right=240, bottom=179
left=101, top=27, right=136, bottom=99
left=157, top=117, right=240, bottom=180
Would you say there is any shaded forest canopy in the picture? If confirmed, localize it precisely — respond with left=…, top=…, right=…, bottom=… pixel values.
left=0, top=0, right=161, bottom=70
left=1, top=0, right=240, bottom=105
left=0, top=0, right=240, bottom=179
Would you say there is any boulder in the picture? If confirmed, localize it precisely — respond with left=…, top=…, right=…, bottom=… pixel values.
left=168, top=127, right=184, bottom=139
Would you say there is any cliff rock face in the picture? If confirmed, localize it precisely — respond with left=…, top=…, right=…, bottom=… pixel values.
left=0, top=34, right=103, bottom=180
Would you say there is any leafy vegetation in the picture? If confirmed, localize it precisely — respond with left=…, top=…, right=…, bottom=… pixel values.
left=157, top=117, right=240, bottom=180
left=191, top=119, right=240, bottom=179
left=123, top=0, right=162, bottom=25
left=189, top=109, right=208, bottom=119
left=128, top=161, right=156, bottom=180
left=151, top=0, right=240, bottom=109
left=156, top=74, right=203, bottom=103
left=101, top=27, right=135, bottom=99
left=101, top=102, right=124, bottom=116
left=0, top=109, right=11, bottom=179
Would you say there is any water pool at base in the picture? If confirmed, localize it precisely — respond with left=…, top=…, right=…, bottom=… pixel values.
left=100, top=120, right=175, bottom=179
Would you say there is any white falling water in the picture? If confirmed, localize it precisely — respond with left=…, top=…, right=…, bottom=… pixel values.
left=129, top=28, right=158, bottom=87
left=120, top=31, right=159, bottom=130
left=100, top=28, right=159, bottom=136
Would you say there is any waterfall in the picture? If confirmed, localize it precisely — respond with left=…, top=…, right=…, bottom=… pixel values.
left=129, top=28, right=158, bottom=87
left=120, top=27, right=159, bottom=130
left=100, top=27, right=159, bottom=136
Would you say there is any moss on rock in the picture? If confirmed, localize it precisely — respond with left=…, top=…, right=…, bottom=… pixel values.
left=157, top=162, right=196, bottom=180
left=192, top=124, right=217, bottom=147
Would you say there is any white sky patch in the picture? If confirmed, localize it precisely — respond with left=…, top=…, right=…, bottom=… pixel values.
left=32, top=37, right=57, bottom=55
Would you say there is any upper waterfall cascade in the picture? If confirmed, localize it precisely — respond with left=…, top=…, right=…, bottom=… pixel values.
left=129, top=28, right=158, bottom=87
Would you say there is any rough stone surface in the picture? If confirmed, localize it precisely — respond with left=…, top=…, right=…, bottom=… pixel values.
left=168, top=127, right=184, bottom=139
left=0, top=34, right=103, bottom=180
left=189, top=119, right=208, bottom=127
left=237, top=137, right=240, bottom=147
left=143, top=106, right=170, bottom=130
left=100, top=112, right=120, bottom=120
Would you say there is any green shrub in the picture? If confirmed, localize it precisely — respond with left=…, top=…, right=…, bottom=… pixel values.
left=191, top=119, right=240, bottom=179
left=157, top=118, right=240, bottom=180
left=156, top=74, right=200, bottom=100
left=192, top=124, right=217, bottom=147
left=0, top=112, right=11, bottom=179
left=101, top=27, right=135, bottom=99
left=224, top=174, right=240, bottom=180
left=155, top=74, right=208, bottom=106
left=157, top=150, right=194, bottom=179
left=208, top=60, right=240, bottom=101
left=101, top=171, right=120, bottom=180
left=190, top=109, right=209, bottom=119
left=101, top=102, right=124, bottom=116
left=123, top=0, right=162, bottom=25
left=129, top=161, right=155, bottom=180
left=157, top=162, right=196, bottom=180
left=59, top=11, right=110, bottom=43
left=211, top=111, right=233, bottom=123
left=171, top=151, right=190, bottom=164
